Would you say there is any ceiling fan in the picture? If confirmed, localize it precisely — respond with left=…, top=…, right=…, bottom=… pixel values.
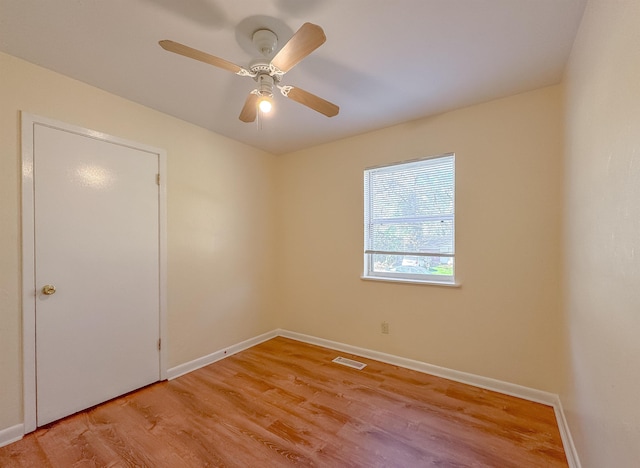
left=159, top=23, right=339, bottom=123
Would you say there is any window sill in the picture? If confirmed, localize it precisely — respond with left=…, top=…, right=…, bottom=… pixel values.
left=360, top=275, right=461, bottom=287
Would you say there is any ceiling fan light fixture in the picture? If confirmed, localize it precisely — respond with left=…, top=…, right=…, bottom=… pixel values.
left=256, top=73, right=275, bottom=114
left=258, top=95, right=273, bottom=113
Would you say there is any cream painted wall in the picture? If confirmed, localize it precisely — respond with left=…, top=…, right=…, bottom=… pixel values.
left=0, top=52, right=277, bottom=431
left=563, top=1, right=640, bottom=466
left=275, top=85, right=564, bottom=393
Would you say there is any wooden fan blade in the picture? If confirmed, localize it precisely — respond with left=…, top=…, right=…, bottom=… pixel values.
left=286, top=87, right=339, bottom=117
left=271, top=23, right=326, bottom=73
left=159, top=40, right=245, bottom=74
left=239, top=93, right=259, bottom=122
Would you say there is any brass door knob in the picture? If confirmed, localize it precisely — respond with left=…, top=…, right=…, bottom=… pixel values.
left=42, top=285, right=56, bottom=295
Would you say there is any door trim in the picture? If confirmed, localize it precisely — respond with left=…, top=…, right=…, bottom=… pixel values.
left=21, top=112, right=168, bottom=433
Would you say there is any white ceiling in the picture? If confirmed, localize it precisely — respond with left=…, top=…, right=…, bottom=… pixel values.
left=0, top=0, right=586, bottom=154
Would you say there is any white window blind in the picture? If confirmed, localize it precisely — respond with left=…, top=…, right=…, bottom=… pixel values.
left=364, top=153, right=455, bottom=283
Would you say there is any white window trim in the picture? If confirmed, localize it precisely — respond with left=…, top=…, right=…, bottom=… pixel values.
left=363, top=153, right=457, bottom=286
left=360, top=274, right=461, bottom=287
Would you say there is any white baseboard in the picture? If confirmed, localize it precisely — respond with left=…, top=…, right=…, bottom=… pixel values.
left=278, top=329, right=557, bottom=403
left=551, top=396, right=582, bottom=468
left=0, top=423, right=24, bottom=448
left=166, top=329, right=279, bottom=380
left=276, top=328, right=581, bottom=468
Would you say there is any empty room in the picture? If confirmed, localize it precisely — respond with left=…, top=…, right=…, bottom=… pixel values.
left=1, top=1, right=639, bottom=466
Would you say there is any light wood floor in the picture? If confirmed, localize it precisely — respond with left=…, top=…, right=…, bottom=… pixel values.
left=0, top=337, right=567, bottom=467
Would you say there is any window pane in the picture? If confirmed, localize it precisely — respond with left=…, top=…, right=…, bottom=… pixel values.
left=370, top=254, right=454, bottom=277
left=370, top=161, right=454, bottom=220
left=369, top=219, right=454, bottom=255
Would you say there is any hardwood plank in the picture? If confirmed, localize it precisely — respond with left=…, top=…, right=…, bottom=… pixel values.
left=0, top=337, right=568, bottom=467
left=0, top=435, right=52, bottom=468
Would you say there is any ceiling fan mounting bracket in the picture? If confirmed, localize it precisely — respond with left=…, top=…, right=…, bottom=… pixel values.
left=236, top=68, right=255, bottom=78
left=252, top=29, right=278, bottom=57
left=278, top=85, right=293, bottom=97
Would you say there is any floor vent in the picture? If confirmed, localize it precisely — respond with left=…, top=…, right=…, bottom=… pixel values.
left=332, top=356, right=367, bottom=370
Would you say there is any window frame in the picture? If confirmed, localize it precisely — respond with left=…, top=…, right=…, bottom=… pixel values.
left=363, top=153, right=456, bottom=286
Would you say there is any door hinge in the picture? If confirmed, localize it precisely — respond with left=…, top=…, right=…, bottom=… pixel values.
left=158, top=338, right=161, bottom=351
left=156, top=174, right=160, bottom=185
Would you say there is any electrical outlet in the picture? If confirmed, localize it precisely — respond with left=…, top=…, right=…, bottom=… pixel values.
left=381, top=321, right=390, bottom=334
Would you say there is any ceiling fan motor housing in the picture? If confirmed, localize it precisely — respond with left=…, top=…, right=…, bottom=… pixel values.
left=257, top=73, right=275, bottom=97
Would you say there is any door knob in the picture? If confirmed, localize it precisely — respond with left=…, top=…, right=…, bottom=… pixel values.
left=42, top=284, right=56, bottom=295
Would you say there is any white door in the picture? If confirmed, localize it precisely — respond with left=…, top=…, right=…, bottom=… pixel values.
left=33, top=123, right=161, bottom=426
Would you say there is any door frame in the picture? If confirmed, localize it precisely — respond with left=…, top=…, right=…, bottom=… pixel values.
left=21, top=112, right=168, bottom=433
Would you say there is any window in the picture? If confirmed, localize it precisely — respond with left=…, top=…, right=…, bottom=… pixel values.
left=363, top=153, right=455, bottom=284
